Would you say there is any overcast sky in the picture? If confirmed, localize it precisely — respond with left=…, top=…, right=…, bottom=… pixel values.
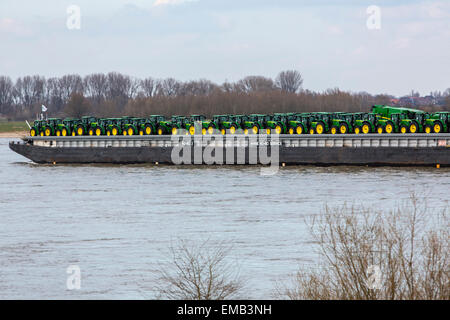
left=0, top=0, right=449, bottom=96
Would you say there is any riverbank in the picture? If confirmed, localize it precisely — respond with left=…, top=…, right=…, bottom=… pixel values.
left=0, top=131, right=28, bottom=138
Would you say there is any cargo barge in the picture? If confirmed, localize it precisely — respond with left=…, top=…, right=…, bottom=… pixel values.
left=9, top=134, right=450, bottom=166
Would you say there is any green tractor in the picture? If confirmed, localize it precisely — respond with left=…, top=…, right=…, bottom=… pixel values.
left=73, top=116, right=97, bottom=136
left=309, top=113, right=338, bottom=135
left=329, top=113, right=362, bottom=135
left=242, top=114, right=270, bottom=135
left=29, top=120, right=46, bottom=137
left=424, top=112, right=449, bottom=134
left=156, top=117, right=177, bottom=135
left=266, top=113, right=289, bottom=135
left=186, top=115, right=208, bottom=135
left=353, top=113, right=379, bottom=134
left=121, top=117, right=151, bottom=136
left=144, top=115, right=165, bottom=135
left=285, top=113, right=312, bottom=135
left=206, top=115, right=231, bottom=135
left=41, top=118, right=64, bottom=136
left=170, top=116, right=190, bottom=135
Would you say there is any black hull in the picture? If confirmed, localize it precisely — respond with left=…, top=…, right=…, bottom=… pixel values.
left=9, top=142, right=449, bottom=166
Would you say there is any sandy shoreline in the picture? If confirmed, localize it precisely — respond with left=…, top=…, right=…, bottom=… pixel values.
left=0, top=131, right=28, bottom=138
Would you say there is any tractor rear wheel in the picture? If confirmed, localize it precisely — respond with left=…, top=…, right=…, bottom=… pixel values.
left=172, top=127, right=178, bottom=135
left=128, top=127, right=134, bottom=136
left=96, top=128, right=102, bottom=136
left=62, top=128, right=68, bottom=136
left=252, top=126, right=259, bottom=134
left=189, top=126, right=195, bottom=135
left=208, top=126, right=215, bottom=135
left=112, top=127, right=118, bottom=136
left=230, top=126, right=237, bottom=135
left=30, top=129, right=36, bottom=136
left=275, top=125, right=282, bottom=134
left=385, top=122, right=394, bottom=134
left=76, top=126, right=84, bottom=136
left=315, top=123, right=324, bottom=134
left=221, top=129, right=226, bottom=135
left=266, top=128, right=271, bottom=135
left=409, top=122, right=418, bottom=133
left=45, top=128, right=51, bottom=136
left=145, top=125, right=152, bottom=135
left=362, top=123, right=371, bottom=134
left=202, top=128, right=207, bottom=135
left=434, top=123, right=443, bottom=133
left=339, top=123, right=348, bottom=134
left=296, top=126, right=303, bottom=135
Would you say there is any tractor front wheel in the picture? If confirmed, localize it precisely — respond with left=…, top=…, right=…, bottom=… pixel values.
left=331, top=126, right=338, bottom=135
left=62, top=128, right=68, bottom=136
left=434, top=123, right=443, bottom=133
left=400, top=125, right=408, bottom=134
left=354, top=127, right=360, bottom=135
left=30, top=129, right=36, bottom=137
left=424, top=125, right=432, bottom=134
left=377, top=125, right=384, bottom=134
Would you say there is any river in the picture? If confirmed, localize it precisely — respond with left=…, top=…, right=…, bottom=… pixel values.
left=0, top=138, right=449, bottom=299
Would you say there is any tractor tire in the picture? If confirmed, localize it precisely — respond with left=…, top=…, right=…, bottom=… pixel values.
left=377, top=125, right=384, bottom=134
left=76, top=125, right=84, bottom=136
left=139, top=130, right=144, bottom=136
left=275, top=125, right=283, bottom=135
left=400, top=125, right=408, bottom=134
left=315, top=123, right=324, bottom=135
left=111, top=126, right=119, bottom=136
left=339, top=123, right=348, bottom=134
left=331, top=126, right=338, bottom=135
left=409, top=122, right=418, bottom=134
left=252, top=126, right=259, bottom=135
left=385, top=122, right=394, bottom=134
left=45, top=127, right=52, bottom=136
left=424, top=125, right=432, bottom=134
left=221, top=128, right=226, bottom=135
left=309, top=128, right=314, bottom=135
left=62, top=128, right=68, bottom=136
left=433, top=122, right=443, bottom=133
left=144, top=125, right=152, bottom=135
left=96, top=128, right=102, bottom=136
left=128, top=127, right=134, bottom=136
left=362, top=122, right=371, bottom=134
left=189, top=126, right=195, bottom=135
left=157, top=127, right=164, bottom=135
left=288, top=127, right=294, bottom=135
left=266, top=128, right=271, bottom=135
left=107, top=130, right=111, bottom=136
left=208, top=126, right=215, bottom=135
left=56, top=130, right=61, bottom=136
left=230, top=125, right=237, bottom=135
left=30, top=128, right=36, bottom=137
left=202, top=128, right=207, bottom=135
left=88, top=128, right=94, bottom=136
left=172, top=127, right=179, bottom=135
left=354, top=127, right=361, bottom=135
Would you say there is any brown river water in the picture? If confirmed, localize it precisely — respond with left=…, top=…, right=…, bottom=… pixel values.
left=0, top=138, right=449, bottom=299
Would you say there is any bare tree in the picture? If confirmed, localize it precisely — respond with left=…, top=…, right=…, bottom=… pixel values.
left=63, top=93, right=91, bottom=118
left=276, top=195, right=449, bottom=300
left=140, top=77, right=157, bottom=98
left=276, top=70, right=303, bottom=93
left=0, top=76, right=14, bottom=114
left=84, top=73, right=108, bottom=105
left=235, top=76, right=275, bottom=93
left=156, top=239, right=244, bottom=300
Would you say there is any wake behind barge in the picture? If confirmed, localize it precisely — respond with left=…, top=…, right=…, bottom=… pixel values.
left=9, top=134, right=450, bottom=166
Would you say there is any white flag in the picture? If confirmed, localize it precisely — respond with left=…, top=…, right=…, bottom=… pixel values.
left=42, top=105, right=48, bottom=112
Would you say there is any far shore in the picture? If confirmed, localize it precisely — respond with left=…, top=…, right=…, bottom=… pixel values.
left=0, top=131, right=28, bottom=138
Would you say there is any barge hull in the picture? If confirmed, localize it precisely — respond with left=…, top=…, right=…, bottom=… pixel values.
left=9, top=142, right=450, bottom=166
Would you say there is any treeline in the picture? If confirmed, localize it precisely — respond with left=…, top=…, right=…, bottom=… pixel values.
left=0, top=71, right=448, bottom=120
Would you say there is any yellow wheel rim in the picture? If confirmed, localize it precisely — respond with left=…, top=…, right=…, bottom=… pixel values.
left=123, top=130, right=127, bottom=136
left=146, top=127, right=151, bottom=135
left=310, top=129, right=314, bottom=135
left=77, top=127, right=83, bottom=135
left=107, top=131, right=111, bottom=136
left=275, top=125, right=282, bottom=134
left=401, top=127, right=407, bottom=134
left=266, top=129, right=271, bottom=135
left=158, top=129, right=163, bottom=135
left=244, top=129, right=249, bottom=135
left=89, top=130, right=94, bottom=136
left=62, top=129, right=67, bottom=136
left=128, top=128, right=134, bottom=136
left=72, top=132, right=75, bottom=136
left=208, top=127, right=214, bottom=135
left=40, top=132, right=44, bottom=136
left=140, top=131, right=144, bottom=136
left=425, top=127, right=431, bottom=134
left=355, top=128, right=360, bottom=135
left=230, top=127, right=236, bottom=134
left=172, top=127, right=178, bottom=135
left=386, top=124, right=393, bottom=133
left=189, top=126, right=195, bottom=135
left=96, top=128, right=101, bottom=136
left=45, top=129, right=51, bottom=136
left=252, top=126, right=258, bottom=134
left=202, top=128, right=207, bottom=135
left=340, top=126, right=347, bottom=134
left=316, top=125, right=323, bottom=134
left=289, top=128, right=294, bottom=135
left=378, top=127, right=383, bottom=134
left=434, top=124, right=441, bottom=133
left=410, top=124, right=417, bottom=133
left=30, top=129, right=36, bottom=136
left=296, top=126, right=302, bottom=135
left=331, top=127, right=337, bottom=135
left=221, top=129, right=225, bottom=135
left=56, top=131, right=61, bottom=136
left=112, top=128, right=118, bottom=136
left=362, top=125, right=369, bottom=134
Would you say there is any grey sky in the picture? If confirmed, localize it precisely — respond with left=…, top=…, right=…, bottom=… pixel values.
left=0, top=0, right=449, bottom=96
